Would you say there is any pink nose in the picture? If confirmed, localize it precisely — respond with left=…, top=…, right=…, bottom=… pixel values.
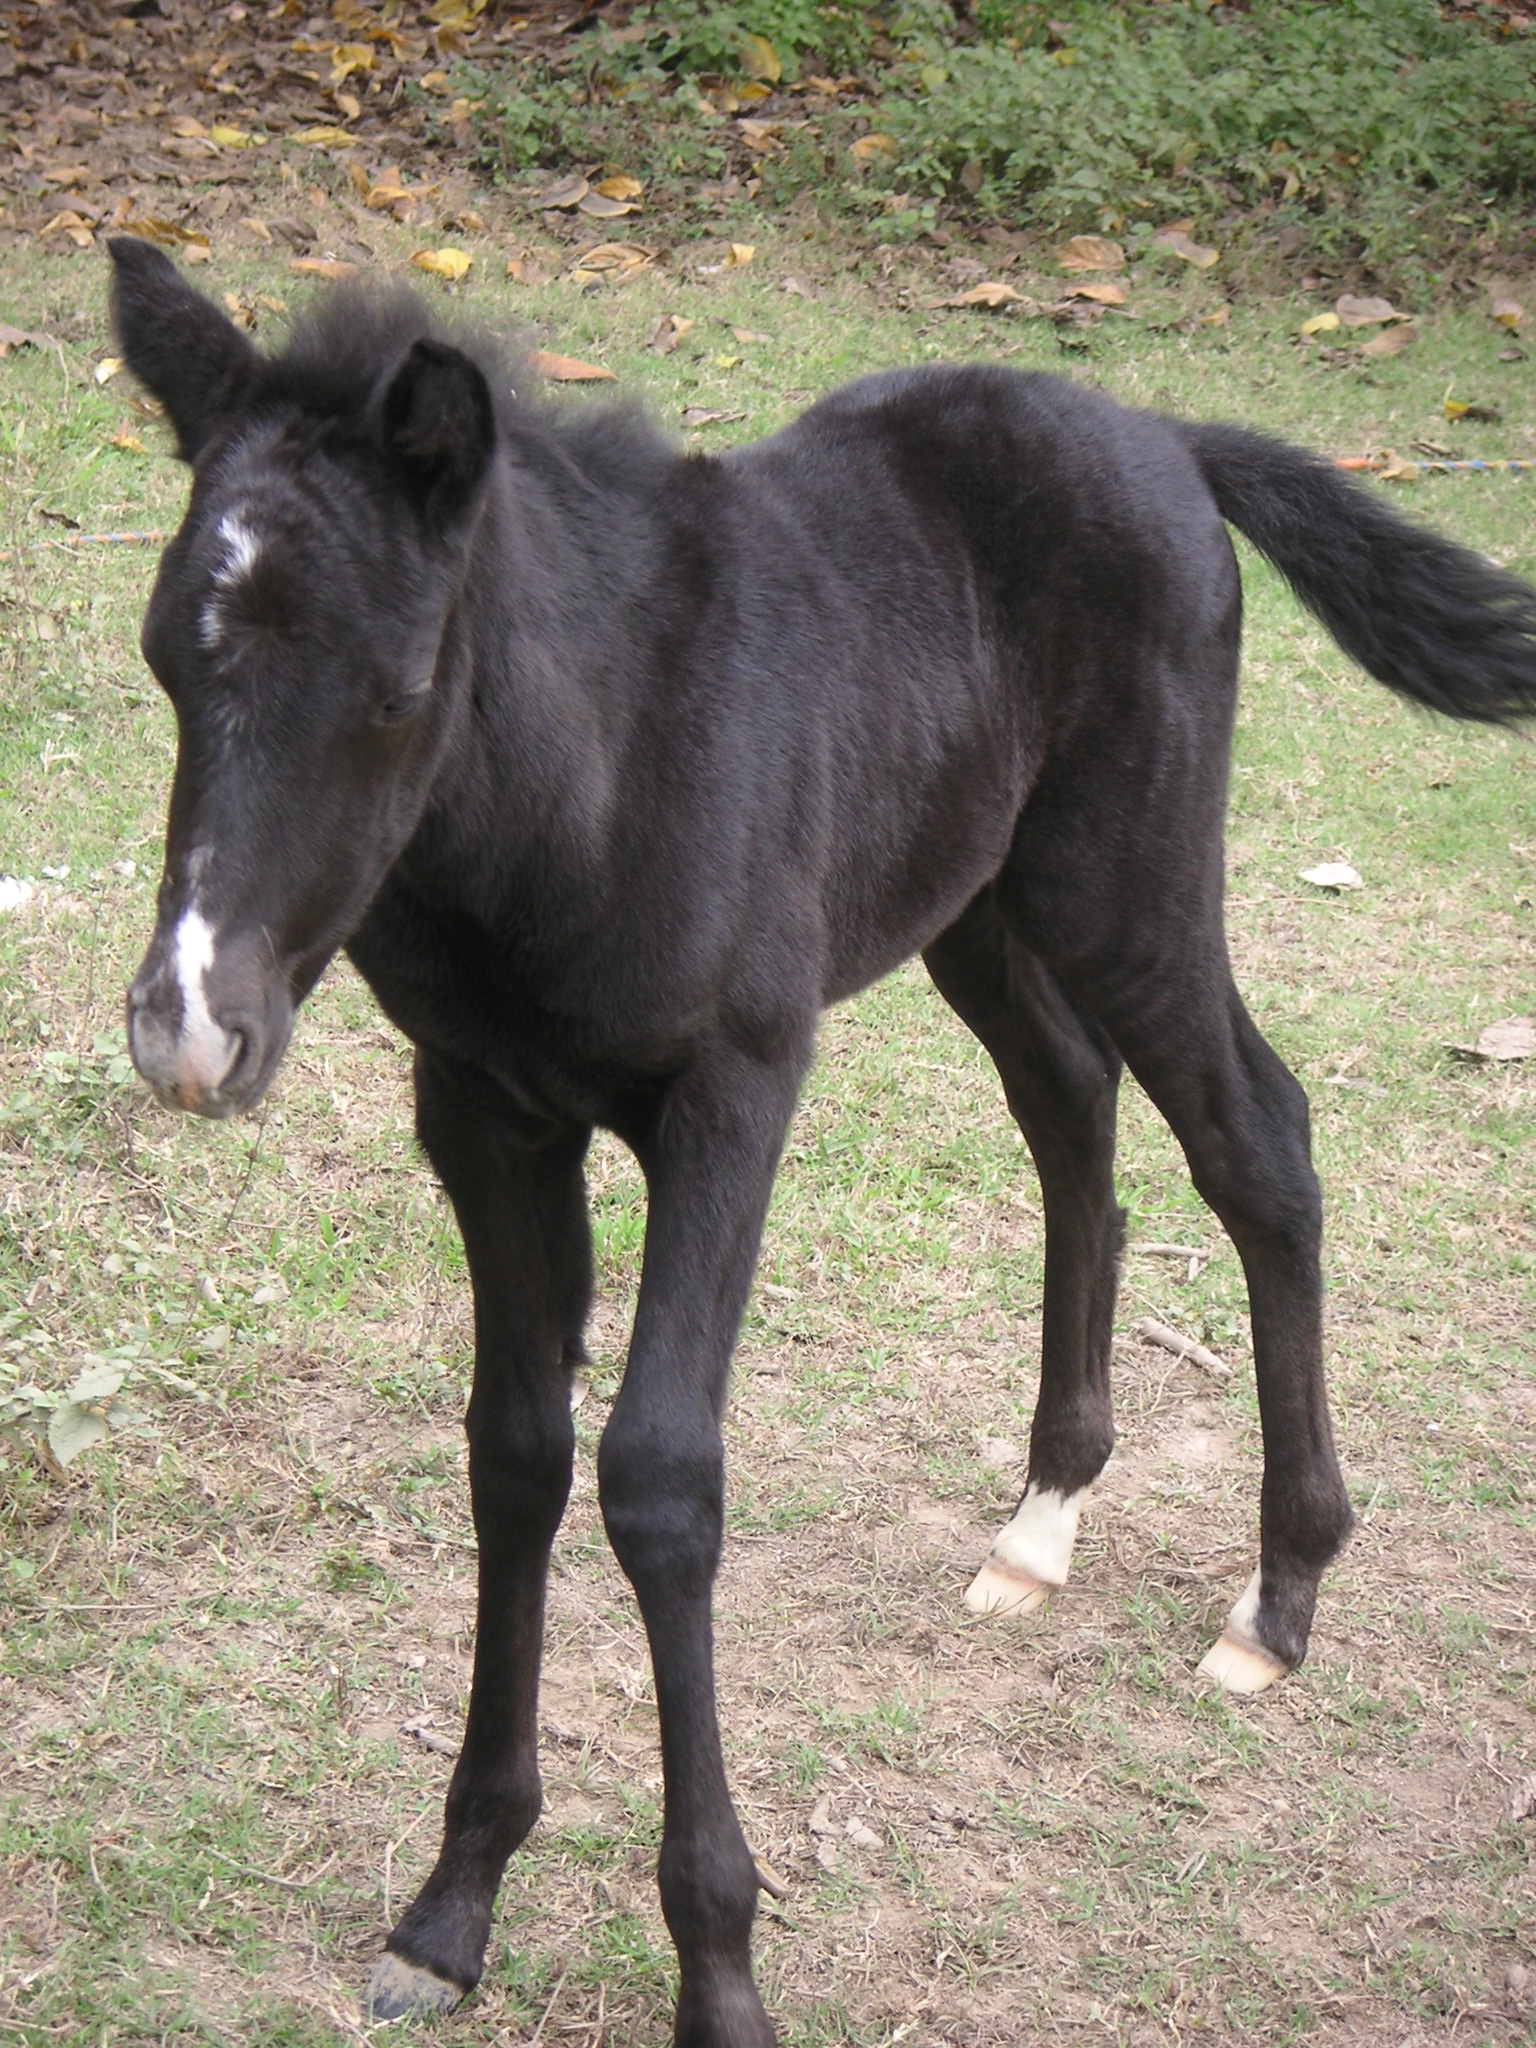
left=127, top=996, right=245, bottom=1116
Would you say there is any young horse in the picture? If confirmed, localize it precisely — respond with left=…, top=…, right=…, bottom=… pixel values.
left=109, top=234, right=1536, bottom=2044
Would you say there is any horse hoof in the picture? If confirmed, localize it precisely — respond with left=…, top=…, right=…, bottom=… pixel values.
left=1196, top=1630, right=1289, bottom=1695
left=366, top=1952, right=466, bottom=2020
left=964, top=1559, right=1053, bottom=1618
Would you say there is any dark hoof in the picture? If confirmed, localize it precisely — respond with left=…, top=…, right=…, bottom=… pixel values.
left=366, top=1952, right=467, bottom=2020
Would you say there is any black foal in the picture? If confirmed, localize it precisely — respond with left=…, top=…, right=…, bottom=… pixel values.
left=107, top=236, right=1536, bottom=2045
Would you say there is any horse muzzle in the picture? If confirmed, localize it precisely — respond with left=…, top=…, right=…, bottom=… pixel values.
left=127, top=911, right=293, bottom=1119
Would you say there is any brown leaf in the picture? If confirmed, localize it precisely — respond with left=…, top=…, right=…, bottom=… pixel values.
left=1335, top=292, right=1409, bottom=327
left=109, top=424, right=147, bottom=453
left=1061, top=279, right=1127, bottom=306
left=539, top=173, right=589, bottom=210
left=570, top=243, right=653, bottom=281
left=242, top=216, right=275, bottom=244
left=1448, top=1016, right=1535, bottom=1063
left=681, top=405, right=743, bottom=426
left=848, top=133, right=897, bottom=162
left=593, top=174, right=644, bottom=202
left=577, top=192, right=638, bottom=219
left=731, top=326, right=770, bottom=343
left=646, top=314, right=694, bottom=355
left=528, top=349, right=615, bottom=382
left=38, top=210, right=96, bottom=248
left=1155, top=229, right=1218, bottom=269
left=0, top=323, right=59, bottom=354
left=1357, top=322, right=1416, bottom=358
left=290, top=256, right=360, bottom=279
left=1057, top=234, right=1124, bottom=273
left=930, top=280, right=1024, bottom=310
left=42, top=165, right=92, bottom=189
left=168, top=116, right=208, bottom=140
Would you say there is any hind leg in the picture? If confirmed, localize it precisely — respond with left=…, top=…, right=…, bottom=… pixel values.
left=1003, top=876, right=1353, bottom=1691
left=924, top=892, right=1125, bottom=1618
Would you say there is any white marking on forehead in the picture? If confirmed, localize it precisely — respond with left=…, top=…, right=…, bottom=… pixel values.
left=171, top=904, right=241, bottom=1093
left=201, top=513, right=263, bottom=649
left=214, top=512, right=262, bottom=586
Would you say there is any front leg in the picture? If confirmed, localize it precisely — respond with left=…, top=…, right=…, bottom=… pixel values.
left=599, top=1045, right=808, bottom=2048
left=369, top=1050, right=593, bottom=2019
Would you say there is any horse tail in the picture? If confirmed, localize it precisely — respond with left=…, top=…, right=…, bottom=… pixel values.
left=1177, top=420, right=1536, bottom=726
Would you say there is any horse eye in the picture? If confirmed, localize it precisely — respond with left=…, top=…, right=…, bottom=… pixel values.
left=377, top=684, right=432, bottom=725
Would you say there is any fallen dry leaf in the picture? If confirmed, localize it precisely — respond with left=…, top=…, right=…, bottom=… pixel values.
left=740, top=32, right=780, bottom=81
left=528, top=349, right=615, bottom=382
left=109, top=425, right=146, bottom=453
left=681, top=405, right=743, bottom=426
left=1490, top=297, right=1523, bottom=332
left=646, top=314, right=694, bottom=355
left=0, top=323, right=59, bottom=355
left=724, top=243, right=756, bottom=268
left=209, top=125, right=257, bottom=148
left=848, top=133, right=897, bottom=163
left=539, top=173, right=589, bottom=210
left=731, top=326, right=770, bottom=344
left=1156, top=229, right=1219, bottom=269
left=593, top=175, right=644, bottom=202
left=1444, top=391, right=1502, bottom=423
left=329, top=41, right=373, bottom=83
left=577, top=192, right=638, bottom=219
left=1301, top=862, right=1363, bottom=890
left=713, top=353, right=742, bottom=370
left=1057, top=234, right=1125, bottom=273
left=1377, top=451, right=1420, bottom=482
left=1447, top=1016, right=1535, bottom=1063
left=1200, top=305, right=1230, bottom=328
left=1357, top=322, right=1416, bottom=358
left=92, top=356, right=122, bottom=384
left=1335, top=292, right=1408, bottom=327
left=42, top=164, right=92, bottom=188
left=242, top=216, right=275, bottom=244
left=1509, top=1774, right=1536, bottom=1819
left=168, top=116, right=207, bottom=139
left=292, top=126, right=356, bottom=148
left=570, top=243, right=653, bottom=283
left=38, top=210, right=96, bottom=248
left=504, top=255, right=544, bottom=283
left=290, top=257, right=359, bottom=279
left=412, top=248, right=472, bottom=281
left=1062, top=280, right=1127, bottom=306
left=1299, top=311, right=1340, bottom=336
left=930, top=281, right=1024, bottom=311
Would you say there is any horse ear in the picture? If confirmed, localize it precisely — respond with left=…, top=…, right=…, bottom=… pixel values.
left=108, top=236, right=258, bottom=462
left=379, top=338, right=495, bottom=524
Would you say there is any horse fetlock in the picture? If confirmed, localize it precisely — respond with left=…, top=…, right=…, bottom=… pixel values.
left=674, top=1973, right=778, bottom=2048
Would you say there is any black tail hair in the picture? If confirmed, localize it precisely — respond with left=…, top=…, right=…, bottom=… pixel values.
left=1179, top=420, right=1536, bottom=726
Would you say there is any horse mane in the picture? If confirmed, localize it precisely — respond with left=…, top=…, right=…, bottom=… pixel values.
left=252, top=281, right=677, bottom=488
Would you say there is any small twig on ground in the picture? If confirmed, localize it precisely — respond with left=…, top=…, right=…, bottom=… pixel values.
left=525, top=1967, right=567, bottom=2048
left=1134, top=1317, right=1232, bottom=1382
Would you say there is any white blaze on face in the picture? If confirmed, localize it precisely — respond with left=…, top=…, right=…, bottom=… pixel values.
left=199, top=512, right=263, bottom=649
left=170, top=905, right=241, bottom=1092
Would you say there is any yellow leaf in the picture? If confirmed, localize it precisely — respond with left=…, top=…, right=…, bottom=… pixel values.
left=724, top=242, right=755, bottom=267
left=412, top=248, right=472, bottom=281
left=569, top=243, right=653, bottom=279
left=739, top=33, right=780, bottom=83
left=593, top=174, right=644, bottom=201
left=182, top=239, right=213, bottom=265
left=528, top=348, right=615, bottom=382
left=646, top=314, right=694, bottom=355
left=292, top=126, right=357, bottom=146
left=209, top=125, right=254, bottom=148
left=329, top=41, right=374, bottom=82
left=333, top=91, right=362, bottom=122
left=110, top=425, right=146, bottom=454
left=168, top=116, right=208, bottom=139
left=93, top=356, right=122, bottom=385
left=713, top=353, right=742, bottom=370
left=848, top=132, right=897, bottom=163
left=419, top=69, right=450, bottom=93
left=1057, top=234, right=1124, bottom=273
left=1491, top=298, right=1523, bottom=332
left=290, top=256, right=360, bottom=279
left=1299, top=311, right=1340, bottom=336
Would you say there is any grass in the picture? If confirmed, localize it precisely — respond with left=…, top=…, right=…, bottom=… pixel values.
left=0, top=210, right=1533, bottom=2046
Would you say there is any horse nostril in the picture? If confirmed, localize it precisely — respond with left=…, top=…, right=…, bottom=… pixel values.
left=220, top=1028, right=249, bottom=1089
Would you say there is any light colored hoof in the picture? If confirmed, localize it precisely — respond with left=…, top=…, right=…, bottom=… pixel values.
left=366, top=1953, right=466, bottom=2021
left=1196, top=1629, right=1289, bottom=1695
left=965, top=1559, right=1054, bottom=1618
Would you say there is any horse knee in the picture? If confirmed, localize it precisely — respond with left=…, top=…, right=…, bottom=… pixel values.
left=597, top=1411, right=724, bottom=1591
left=465, top=1402, right=574, bottom=1533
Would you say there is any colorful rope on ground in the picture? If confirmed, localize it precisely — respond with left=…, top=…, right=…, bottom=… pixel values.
left=48, top=529, right=169, bottom=547
left=1336, top=456, right=1536, bottom=475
